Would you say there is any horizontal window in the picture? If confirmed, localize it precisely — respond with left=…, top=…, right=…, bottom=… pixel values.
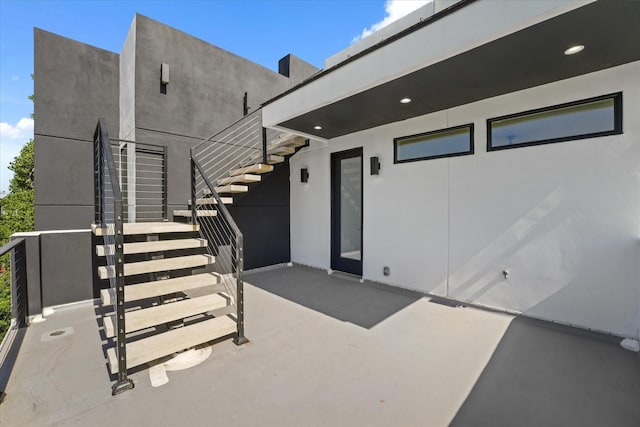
left=394, top=124, right=474, bottom=163
left=488, top=92, right=622, bottom=151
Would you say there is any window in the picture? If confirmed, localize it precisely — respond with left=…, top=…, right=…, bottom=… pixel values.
left=394, top=124, right=474, bottom=163
left=487, top=93, right=622, bottom=151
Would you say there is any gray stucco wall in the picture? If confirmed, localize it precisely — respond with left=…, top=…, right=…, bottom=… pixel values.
left=120, top=18, right=137, bottom=142
left=132, top=14, right=293, bottom=139
left=34, top=29, right=120, bottom=231
left=279, top=54, right=319, bottom=86
left=128, top=14, right=318, bottom=221
left=12, top=231, right=96, bottom=314
left=31, top=15, right=319, bottom=308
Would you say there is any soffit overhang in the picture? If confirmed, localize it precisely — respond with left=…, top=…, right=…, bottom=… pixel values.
left=265, top=1, right=640, bottom=139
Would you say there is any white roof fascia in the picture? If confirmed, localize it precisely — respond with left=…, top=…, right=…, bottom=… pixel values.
left=262, top=0, right=596, bottom=130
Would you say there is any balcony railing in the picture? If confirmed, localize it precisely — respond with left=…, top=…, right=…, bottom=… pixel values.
left=0, top=238, right=28, bottom=331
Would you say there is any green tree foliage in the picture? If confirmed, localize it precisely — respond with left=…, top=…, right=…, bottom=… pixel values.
left=8, top=138, right=34, bottom=192
left=28, top=74, right=34, bottom=119
left=0, top=139, right=35, bottom=337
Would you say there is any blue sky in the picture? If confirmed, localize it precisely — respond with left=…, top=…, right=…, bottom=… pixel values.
left=0, top=0, right=429, bottom=194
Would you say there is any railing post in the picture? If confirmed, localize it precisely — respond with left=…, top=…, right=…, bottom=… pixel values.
left=233, top=233, right=248, bottom=345
left=262, top=127, right=268, bottom=165
left=190, top=158, right=197, bottom=225
left=95, top=119, right=134, bottom=395
left=163, top=146, right=168, bottom=221
left=94, top=135, right=102, bottom=224
left=112, top=198, right=133, bottom=395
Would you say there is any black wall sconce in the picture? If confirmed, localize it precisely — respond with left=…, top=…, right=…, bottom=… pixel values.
left=370, top=156, right=380, bottom=175
left=301, top=168, right=309, bottom=183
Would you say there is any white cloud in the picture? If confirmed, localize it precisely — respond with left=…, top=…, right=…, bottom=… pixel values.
left=354, top=0, right=432, bottom=42
left=0, top=117, right=34, bottom=139
left=11, top=75, right=20, bottom=81
left=0, top=117, right=34, bottom=194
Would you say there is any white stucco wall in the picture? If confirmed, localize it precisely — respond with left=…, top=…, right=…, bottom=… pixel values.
left=289, top=61, right=640, bottom=339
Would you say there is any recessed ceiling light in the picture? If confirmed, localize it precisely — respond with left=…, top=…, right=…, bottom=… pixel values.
left=400, top=97, right=412, bottom=104
left=313, top=125, right=322, bottom=130
left=564, top=45, right=584, bottom=55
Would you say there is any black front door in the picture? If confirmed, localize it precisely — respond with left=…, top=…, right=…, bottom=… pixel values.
left=331, top=147, right=363, bottom=276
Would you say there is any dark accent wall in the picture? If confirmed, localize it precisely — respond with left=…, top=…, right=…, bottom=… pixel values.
left=12, top=231, right=97, bottom=315
left=128, top=15, right=319, bottom=218
left=228, top=163, right=291, bottom=270
left=39, top=232, right=97, bottom=307
left=133, top=14, right=293, bottom=139
left=34, top=29, right=120, bottom=231
left=31, top=15, right=319, bottom=306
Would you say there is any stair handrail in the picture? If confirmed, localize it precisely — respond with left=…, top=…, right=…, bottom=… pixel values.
left=190, top=152, right=248, bottom=345
left=190, top=109, right=269, bottom=187
left=192, top=107, right=263, bottom=154
left=93, top=118, right=134, bottom=395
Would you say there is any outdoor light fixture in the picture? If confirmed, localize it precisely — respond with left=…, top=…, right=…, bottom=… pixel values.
left=564, top=45, right=584, bottom=55
left=301, top=168, right=309, bottom=183
left=370, top=156, right=380, bottom=175
left=400, top=97, right=412, bottom=104
left=161, top=63, right=170, bottom=84
left=313, top=125, right=322, bottom=130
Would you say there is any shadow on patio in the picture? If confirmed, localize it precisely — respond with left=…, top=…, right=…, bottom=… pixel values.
left=450, top=316, right=640, bottom=426
left=245, top=264, right=423, bottom=329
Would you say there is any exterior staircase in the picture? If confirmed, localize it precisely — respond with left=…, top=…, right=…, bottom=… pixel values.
left=173, top=132, right=307, bottom=220
left=92, top=221, right=236, bottom=375
left=93, top=112, right=307, bottom=394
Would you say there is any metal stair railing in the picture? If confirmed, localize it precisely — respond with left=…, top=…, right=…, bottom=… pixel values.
left=93, top=118, right=134, bottom=395
left=191, top=108, right=286, bottom=186
left=190, top=156, right=248, bottom=345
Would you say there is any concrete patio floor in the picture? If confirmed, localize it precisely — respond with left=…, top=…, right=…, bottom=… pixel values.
left=1, top=265, right=639, bottom=426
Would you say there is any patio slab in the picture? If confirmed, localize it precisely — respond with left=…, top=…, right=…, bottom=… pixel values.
left=1, top=265, right=638, bottom=426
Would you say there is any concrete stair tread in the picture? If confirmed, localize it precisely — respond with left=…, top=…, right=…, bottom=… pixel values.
left=106, top=315, right=236, bottom=373
left=96, top=238, right=207, bottom=256
left=266, top=145, right=295, bottom=156
left=217, top=174, right=261, bottom=185
left=173, top=210, right=218, bottom=217
left=214, top=184, right=248, bottom=194
left=243, top=154, right=284, bottom=167
left=100, top=272, right=223, bottom=305
left=103, top=292, right=230, bottom=338
left=268, top=134, right=306, bottom=149
left=228, top=163, right=273, bottom=177
left=98, top=254, right=215, bottom=279
left=189, top=197, right=233, bottom=205
left=92, top=222, right=198, bottom=236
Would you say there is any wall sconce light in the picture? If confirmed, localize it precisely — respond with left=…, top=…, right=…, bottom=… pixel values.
left=160, top=63, right=169, bottom=94
left=161, top=63, right=170, bottom=84
left=370, top=156, right=380, bottom=175
left=301, top=168, right=309, bottom=183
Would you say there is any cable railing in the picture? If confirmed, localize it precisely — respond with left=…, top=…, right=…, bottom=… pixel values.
left=0, top=238, right=28, bottom=334
left=190, top=156, right=247, bottom=346
left=191, top=108, right=286, bottom=186
left=187, top=109, right=300, bottom=347
left=93, top=119, right=134, bottom=395
left=110, top=139, right=168, bottom=223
